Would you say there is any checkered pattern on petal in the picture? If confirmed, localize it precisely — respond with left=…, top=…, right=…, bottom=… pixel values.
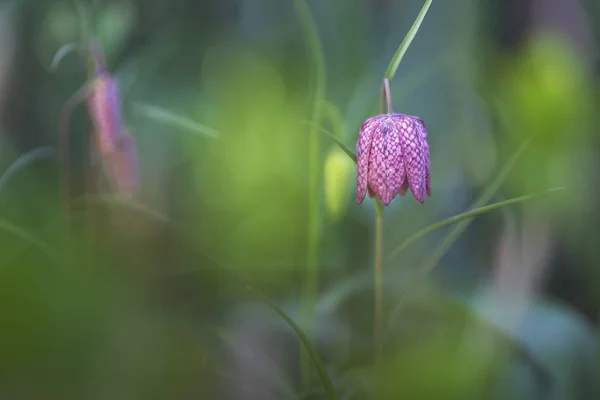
left=411, top=116, right=431, bottom=197
left=395, top=113, right=426, bottom=203
left=367, top=119, right=387, bottom=204
left=384, top=118, right=405, bottom=205
left=356, top=116, right=380, bottom=204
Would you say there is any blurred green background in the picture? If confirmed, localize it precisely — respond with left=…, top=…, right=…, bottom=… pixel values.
left=0, top=0, right=599, bottom=399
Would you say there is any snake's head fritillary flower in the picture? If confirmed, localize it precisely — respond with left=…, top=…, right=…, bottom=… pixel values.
left=356, top=113, right=430, bottom=206
left=88, top=75, right=139, bottom=198
left=87, top=72, right=124, bottom=154
left=85, top=46, right=139, bottom=198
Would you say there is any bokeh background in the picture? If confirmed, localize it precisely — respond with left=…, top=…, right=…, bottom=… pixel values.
left=0, top=0, right=599, bottom=399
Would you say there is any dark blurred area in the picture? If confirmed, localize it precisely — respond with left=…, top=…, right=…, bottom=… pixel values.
left=0, top=0, right=599, bottom=399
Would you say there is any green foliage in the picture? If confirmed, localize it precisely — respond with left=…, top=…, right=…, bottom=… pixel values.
left=0, top=0, right=598, bottom=399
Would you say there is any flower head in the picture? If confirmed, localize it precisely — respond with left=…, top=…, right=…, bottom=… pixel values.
left=85, top=43, right=139, bottom=198
left=87, top=72, right=124, bottom=154
left=356, top=113, right=430, bottom=206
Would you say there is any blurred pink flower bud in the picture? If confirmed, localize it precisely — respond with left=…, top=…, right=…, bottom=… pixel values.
left=87, top=71, right=139, bottom=198
left=87, top=72, right=123, bottom=155
left=356, top=113, right=430, bottom=206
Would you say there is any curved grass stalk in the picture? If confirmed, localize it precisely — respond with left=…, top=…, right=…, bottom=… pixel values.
left=301, top=122, right=356, bottom=163
left=386, top=186, right=565, bottom=263
left=384, top=0, right=433, bottom=82
left=387, top=186, right=562, bottom=328
left=290, top=0, right=327, bottom=390
left=315, top=188, right=564, bottom=318
left=417, top=138, right=532, bottom=273
left=319, top=100, right=347, bottom=141
left=79, top=194, right=171, bottom=223
left=385, top=137, right=533, bottom=331
left=0, top=147, right=56, bottom=196
left=0, top=220, right=58, bottom=262
left=132, top=103, right=220, bottom=139
left=247, top=286, right=340, bottom=400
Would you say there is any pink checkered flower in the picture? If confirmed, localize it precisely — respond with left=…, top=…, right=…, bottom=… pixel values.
left=356, top=113, right=430, bottom=206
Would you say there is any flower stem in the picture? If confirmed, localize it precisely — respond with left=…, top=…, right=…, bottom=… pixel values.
left=374, top=198, right=384, bottom=367
left=383, top=78, right=393, bottom=114
left=374, top=79, right=391, bottom=367
left=291, top=0, right=326, bottom=391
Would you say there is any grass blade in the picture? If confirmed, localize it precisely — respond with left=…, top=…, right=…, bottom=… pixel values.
left=247, top=286, right=340, bottom=400
left=80, top=194, right=171, bottom=224
left=384, top=0, right=433, bottom=81
left=417, top=138, right=531, bottom=273
left=51, top=42, right=78, bottom=71
left=387, top=188, right=564, bottom=331
left=0, top=220, right=58, bottom=262
left=0, top=147, right=56, bottom=196
left=133, top=103, right=220, bottom=139
left=301, top=121, right=356, bottom=163
left=386, top=186, right=565, bottom=263
left=290, top=0, right=327, bottom=390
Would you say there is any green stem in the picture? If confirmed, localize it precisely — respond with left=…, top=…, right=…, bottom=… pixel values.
left=387, top=139, right=536, bottom=328
left=384, top=0, right=433, bottom=82
left=374, top=199, right=384, bottom=367
left=291, top=0, right=326, bottom=391
left=301, top=122, right=356, bottom=163
left=383, top=78, right=393, bottom=114
left=418, top=138, right=532, bottom=273
left=76, top=1, right=99, bottom=269
left=386, top=185, right=563, bottom=263
left=247, top=286, right=340, bottom=400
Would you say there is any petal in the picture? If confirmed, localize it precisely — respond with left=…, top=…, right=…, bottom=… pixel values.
left=87, top=74, right=123, bottom=154
left=366, top=116, right=406, bottom=206
left=367, top=120, right=388, bottom=204
left=395, top=114, right=426, bottom=203
left=424, top=141, right=431, bottom=197
left=385, top=119, right=405, bottom=204
left=412, top=116, right=431, bottom=197
left=356, top=117, right=380, bottom=204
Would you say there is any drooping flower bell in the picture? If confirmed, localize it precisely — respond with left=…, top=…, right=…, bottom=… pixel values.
left=86, top=40, right=139, bottom=198
left=356, top=79, right=430, bottom=206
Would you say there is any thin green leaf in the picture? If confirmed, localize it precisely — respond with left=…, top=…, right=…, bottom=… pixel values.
left=79, top=194, right=171, bottom=224
left=247, top=286, right=340, bottom=400
left=133, top=103, right=220, bottom=139
left=211, top=326, right=301, bottom=399
left=51, top=42, right=78, bottom=71
left=319, top=100, right=347, bottom=141
left=417, top=138, right=531, bottom=273
left=386, top=186, right=565, bottom=263
left=392, top=49, right=457, bottom=104
left=0, top=147, right=56, bottom=196
left=301, top=121, right=357, bottom=163
left=290, top=0, right=327, bottom=389
left=384, top=0, right=433, bottom=81
left=387, top=186, right=564, bottom=334
left=0, top=220, right=58, bottom=262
